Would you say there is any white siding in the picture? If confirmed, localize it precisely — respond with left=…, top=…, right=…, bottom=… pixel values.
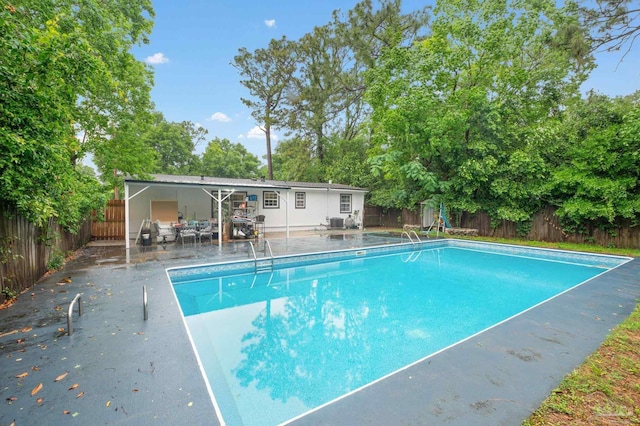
left=126, top=183, right=366, bottom=238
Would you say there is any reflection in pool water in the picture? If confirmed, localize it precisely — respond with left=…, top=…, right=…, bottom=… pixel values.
left=171, top=242, right=627, bottom=426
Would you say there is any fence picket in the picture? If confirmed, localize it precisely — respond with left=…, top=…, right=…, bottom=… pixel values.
left=91, top=200, right=125, bottom=240
left=0, top=205, right=90, bottom=301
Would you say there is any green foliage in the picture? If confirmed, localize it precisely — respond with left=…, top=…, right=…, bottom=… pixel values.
left=232, top=37, right=297, bottom=179
left=580, top=0, right=640, bottom=53
left=136, top=112, right=207, bottom=175
left=200, top=137, right=261, bottom=178
left=1, top=286, right=18, bottom=300
left=272, top=137, right=324, bottom=182
left=0, top=0, right=154, bottom=230
left=364, top=0, right=592, bottom=220
left=547, top=92, right=640, bottom=232
left=323, top=136, right=374, bottom=188
left=47, top=248, right=65, bottom=272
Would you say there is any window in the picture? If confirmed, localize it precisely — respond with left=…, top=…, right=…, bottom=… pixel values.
left=263, top=191, right=279, bottom=209
left=340, top=194, right=352, bottom=213
left=295, top=192, right=306, bottom=209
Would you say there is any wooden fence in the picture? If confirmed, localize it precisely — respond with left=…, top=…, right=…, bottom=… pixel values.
left=456, top=206, right=639, bottom=249
left=364, top=203, right=639, bottom=249
left=0, top=205, right=91, bottom=301
left=362, top=205, right=421, bottom=228
left=91, top=199, right=125, bottom=240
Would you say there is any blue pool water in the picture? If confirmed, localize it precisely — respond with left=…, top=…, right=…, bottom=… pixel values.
left=169, top=241, right=628, bottom=426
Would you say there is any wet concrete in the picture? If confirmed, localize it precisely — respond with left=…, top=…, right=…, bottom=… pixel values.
left=0, top=233, right=638, bottom=426
left=0, top=231, right=398, bottom=426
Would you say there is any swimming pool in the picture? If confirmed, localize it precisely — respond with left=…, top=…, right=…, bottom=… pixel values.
left=168, top=240, right=631, bottom=426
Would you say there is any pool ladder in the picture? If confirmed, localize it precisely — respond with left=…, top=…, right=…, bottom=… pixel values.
left=249, top=239, right=274, bottom=272
left=401, top=230, right=422, bottom=244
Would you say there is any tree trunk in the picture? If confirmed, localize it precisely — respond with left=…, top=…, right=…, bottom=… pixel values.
left=265, top=123, right=273, bottom=180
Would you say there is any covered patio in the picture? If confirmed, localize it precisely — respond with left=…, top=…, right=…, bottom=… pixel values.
left=124, top=174, right=367, bottom=256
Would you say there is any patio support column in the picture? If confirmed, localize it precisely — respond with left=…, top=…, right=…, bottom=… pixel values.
left=218, top=189, right=223, bottom=248
left=125, top=182, right=130, bottom=263
left=286, top=190, right=290, bottom=238
left=124, top=184, right=150, bottom=263
left=204, top=188, right=234, bottom=250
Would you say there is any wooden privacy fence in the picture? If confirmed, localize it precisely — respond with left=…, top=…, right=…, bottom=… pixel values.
left=0, top=205, right=91, bottom=301
left=456, top=206, right=640, bottom=249
left=363, top=205, right=421, bottom=228
left=91, top=199, right=125, bottom=240
left=364, top=203, right=638, bottom=249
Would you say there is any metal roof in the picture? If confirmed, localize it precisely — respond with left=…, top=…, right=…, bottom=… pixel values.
left=124, top=174, right=368, bottom=192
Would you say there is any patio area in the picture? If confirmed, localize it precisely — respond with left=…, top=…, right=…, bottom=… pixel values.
left=1, top=231, right=638, bottom=425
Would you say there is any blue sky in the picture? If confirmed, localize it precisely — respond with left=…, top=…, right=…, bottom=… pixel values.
left=133, top=0, right=640, bottom=163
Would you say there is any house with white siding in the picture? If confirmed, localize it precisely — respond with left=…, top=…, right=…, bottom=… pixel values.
left=124, top=174, right=367, bottom=248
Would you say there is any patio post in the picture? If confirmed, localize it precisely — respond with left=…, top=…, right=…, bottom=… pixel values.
left=286, top=190, right=290, bottom=238
left=204, top=188, right=234, bottom=249
left=125, top=182, right=130, bottom=262
left=218, top=189, right=223, bottom=248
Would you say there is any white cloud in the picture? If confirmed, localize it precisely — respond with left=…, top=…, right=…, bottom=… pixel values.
left=238, top=134, right=245, bottom=139
left=246, top=126, right=278, bottom=140
left=247, top=126, right=265, bottom=139
left=145, top=52, right=169, bottom=65
left=209, top=112, right=231, bottom=122
left=264, top=19, right=276, bottom=28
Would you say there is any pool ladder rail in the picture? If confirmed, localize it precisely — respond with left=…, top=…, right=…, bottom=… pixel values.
left=66, top=286, right=149, bottom=336
left=401, top=230, right=423, bottom=244
left=249, top=239, right=274, bottom=272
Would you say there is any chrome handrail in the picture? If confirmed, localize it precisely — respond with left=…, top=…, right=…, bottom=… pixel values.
left=400, top=231, right=414, bottom=244
left=248, top=241, right=258, bottom=272
left=143, top=285, right=148, bottom=321
left=264, top=239, right=274, bottom=269
left=409, top=230, right=422, bottom=242
left=67, top=293, right=83, bottom=336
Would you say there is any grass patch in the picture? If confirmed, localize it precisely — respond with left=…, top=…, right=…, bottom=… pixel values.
left=377, top=228, right=640, bottom=257
left=443, top=235, right=640, bottom=257
left=523, top=304, right=640, bottom=425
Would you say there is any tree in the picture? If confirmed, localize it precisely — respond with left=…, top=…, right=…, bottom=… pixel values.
left=284, top=0, right=429, bottom=165
left=200, top=137, right=261, bottom=179
left=138, top=112, right=207, bottom=175
left=271, top=137, right=323, bottom=182
left=286, top=24, right=353, bottom=162
left=323, top=136, right=373, bottom=189
left=365, top=0, right=591, bottom=224
left=338, top=0, right=429, bottom=68
left=232, top=37, right=297, bottom=180
left=546, top=91, right=640, bottom=232
left=581, top=0, right=640, bottom=54
left=0, top=0, right=154, bottom=228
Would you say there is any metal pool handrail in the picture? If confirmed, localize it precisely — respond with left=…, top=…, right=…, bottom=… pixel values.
left=401, top=231, right=415, bottom=244
left=143, top=285, right=148, bottom=321
left=248, top=240, right=275, bottom=272
left=67, top=293, right=83, bottom=336
left=409, top=229, right=422, bottom=242
left=264, top=239, right=274, bottom=270
left=248, top=241, right=258, bottom=271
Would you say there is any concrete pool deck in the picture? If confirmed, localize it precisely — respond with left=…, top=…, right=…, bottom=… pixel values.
left=1, top=232, right=638, bottom=426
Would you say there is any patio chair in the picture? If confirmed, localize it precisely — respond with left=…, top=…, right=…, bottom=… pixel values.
left=154, top=221, right=175, bottom=247
left=198, top=223, right=216, bottom=245
left=179, top=225, right=198, bottom=245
